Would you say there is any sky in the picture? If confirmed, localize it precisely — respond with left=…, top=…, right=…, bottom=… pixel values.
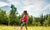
left=0, top=0, right=50, bottom=17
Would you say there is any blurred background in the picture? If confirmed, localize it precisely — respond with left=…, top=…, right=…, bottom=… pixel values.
left=0, top=0, right=50, bottom=26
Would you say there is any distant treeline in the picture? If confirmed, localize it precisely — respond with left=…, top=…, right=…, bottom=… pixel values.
left=0, top=5, right=50, bottom=26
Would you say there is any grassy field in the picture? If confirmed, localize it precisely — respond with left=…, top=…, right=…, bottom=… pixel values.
left=0, top=25, right=50, bottom=30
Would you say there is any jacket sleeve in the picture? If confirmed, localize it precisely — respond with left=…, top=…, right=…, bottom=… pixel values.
left=23, top=18, right=26, bottom=22
left=23, top=15, right=27, bottom=22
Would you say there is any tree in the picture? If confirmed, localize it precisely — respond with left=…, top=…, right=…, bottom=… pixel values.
left=40, top=14, right=44, bottom=26
left=43, top=14, right=48, bottom=21
left=0, top=9, right=8, bottom=25
left=47, top=16, right=50, bottom=26
left=9, top=4, right=18, bottom=25
left=27, top=15, right=33, bottom=25
left=43, top=20, right=48, bottom=26
left=32, top=17, right=41, bottom=26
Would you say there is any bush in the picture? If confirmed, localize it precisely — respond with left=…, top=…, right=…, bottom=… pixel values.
left=43, top=20, right=48, bottom=26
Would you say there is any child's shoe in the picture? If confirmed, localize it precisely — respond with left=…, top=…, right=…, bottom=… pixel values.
left=26, top=29, right=28, bottom=30
left=21, top=29, right=22, bottom=30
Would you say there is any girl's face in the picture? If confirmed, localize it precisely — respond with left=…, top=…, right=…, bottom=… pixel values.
left=23, top=11, right=27, bottom=15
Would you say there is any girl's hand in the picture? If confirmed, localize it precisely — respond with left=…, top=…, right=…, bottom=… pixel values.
left=20, top=18, right=23, bottom=21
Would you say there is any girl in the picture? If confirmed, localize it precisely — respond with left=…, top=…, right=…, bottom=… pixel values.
left=21, top=11, right=28, bottom=30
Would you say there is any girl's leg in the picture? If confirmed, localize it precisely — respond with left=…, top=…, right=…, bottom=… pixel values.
left=25, top=22, right=27, bottom=30
left=21, top=22, right=25, bottom=30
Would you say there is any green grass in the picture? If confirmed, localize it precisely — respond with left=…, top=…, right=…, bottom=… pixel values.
left=0, top=25, right=50, bottom=30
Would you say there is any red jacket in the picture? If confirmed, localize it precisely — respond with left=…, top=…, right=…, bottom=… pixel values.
left=23, top=15, right=28, bottom=22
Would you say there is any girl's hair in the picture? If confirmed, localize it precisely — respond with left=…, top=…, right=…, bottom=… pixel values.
left=24, top=11, right=27, bottom=15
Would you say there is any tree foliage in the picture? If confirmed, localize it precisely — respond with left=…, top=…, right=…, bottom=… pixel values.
left=0, top=9, right=8, bottom=25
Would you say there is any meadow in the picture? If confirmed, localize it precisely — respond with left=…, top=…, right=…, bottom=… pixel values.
left=0, top=25, right=50, bottom=30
